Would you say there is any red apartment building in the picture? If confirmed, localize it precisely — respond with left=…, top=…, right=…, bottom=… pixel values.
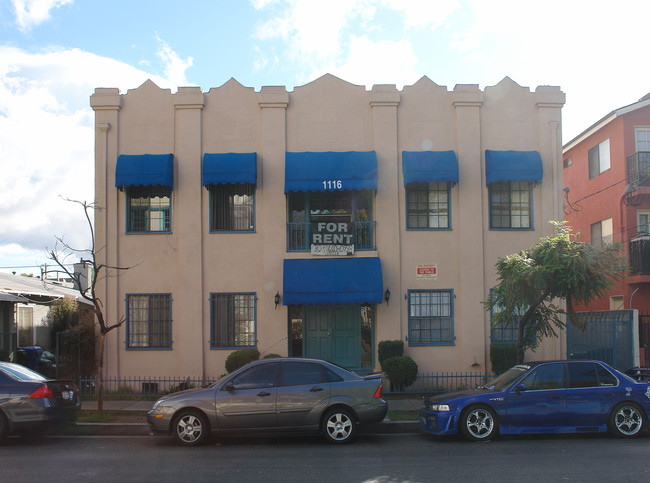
left=563, top=93, right=650, bottom=364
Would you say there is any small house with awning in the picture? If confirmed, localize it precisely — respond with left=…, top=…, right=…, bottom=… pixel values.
left=91, top=75, right=565, bottom=380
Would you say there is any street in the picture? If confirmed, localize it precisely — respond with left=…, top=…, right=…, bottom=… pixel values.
left=3, top=432, right=650, bottom=482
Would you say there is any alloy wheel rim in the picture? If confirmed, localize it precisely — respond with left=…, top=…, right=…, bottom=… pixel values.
left=327, top=413, right=352, bottom=440
left=178, top=415, right=202, bottom=442
left=615, top=407, right=642, bottom=436
left=467, top=409, right=493, bottom=439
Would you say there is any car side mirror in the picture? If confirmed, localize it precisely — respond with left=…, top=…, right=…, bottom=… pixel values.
left=224, top=382, right=235, bottom=392
left=515, top=383, right=527, bottom=394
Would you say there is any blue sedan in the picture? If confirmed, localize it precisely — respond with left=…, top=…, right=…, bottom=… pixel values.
left=419, top=360, right=650, bottom=441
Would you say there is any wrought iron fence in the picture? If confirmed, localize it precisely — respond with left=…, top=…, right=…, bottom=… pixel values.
left=78, top=376, right=220, bottom=399
left=382, top=371, right=495, bottom=394
left=78, top=371, right=495, bottom=398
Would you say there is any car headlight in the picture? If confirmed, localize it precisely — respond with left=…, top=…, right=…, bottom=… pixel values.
left=152, top=399, right=163, bottom=411
left=429, top=404, right=451, bottom=411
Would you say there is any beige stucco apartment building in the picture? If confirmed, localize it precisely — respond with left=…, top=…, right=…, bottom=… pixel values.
left=90, top=74, right=565, bottom=380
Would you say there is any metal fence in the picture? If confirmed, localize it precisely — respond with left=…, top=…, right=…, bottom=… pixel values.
left=382, top=371, right=495, bottom=395
left=78, top=371, right=495, bottom=398
left=79, top=376, right=220, bottom=399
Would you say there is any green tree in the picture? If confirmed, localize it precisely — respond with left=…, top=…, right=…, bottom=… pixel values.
left=485, top=221, right=626, bottom=363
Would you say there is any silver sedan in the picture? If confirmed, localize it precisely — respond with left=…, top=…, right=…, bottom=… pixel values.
left=147, top=358, right=387, bottom=446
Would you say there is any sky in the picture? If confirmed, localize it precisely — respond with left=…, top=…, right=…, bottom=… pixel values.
left=1, top=0, right=649, bottom=275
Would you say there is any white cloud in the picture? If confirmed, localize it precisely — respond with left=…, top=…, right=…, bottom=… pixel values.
left=0, top=46, right=180, bottom=273
left=381, top=0, right=460, bottom=29
left=155, top=36, right=194, bottom=87
left=314, top=35, right=419, bottom=89
left=11, top=0, right=72, bottom=32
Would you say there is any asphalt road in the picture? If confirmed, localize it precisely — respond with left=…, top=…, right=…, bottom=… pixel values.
left=3, top=432, right=650, bottom=482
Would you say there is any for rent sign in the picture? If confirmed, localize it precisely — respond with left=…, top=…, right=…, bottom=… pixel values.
left=311, top=222, right=354, bottom=256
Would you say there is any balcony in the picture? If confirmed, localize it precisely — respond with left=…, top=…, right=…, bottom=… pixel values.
left=626, top=152, right=650, bottom=186
left=629, top=234, right=650, bottom=275
left=286, top=221, right=376, bottom=252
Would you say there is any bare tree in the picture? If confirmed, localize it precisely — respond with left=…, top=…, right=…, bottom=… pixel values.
left=47, top=199, right=130, bottom=413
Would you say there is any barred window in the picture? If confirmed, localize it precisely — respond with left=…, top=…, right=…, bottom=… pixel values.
left=491, top=305, right=525, bottom=344
left=127, top=186, right=171, bottom=233
left=406, top=181, right=450, bottom=229
left=127, top=294, right=172, bottom=349
left=489, top=181, right=532, bottom=229
left=210, top=183, right=255, bottom=232
left=408, top=289, right=454, bottom=346
left=210, top=293, right=256, bottom=348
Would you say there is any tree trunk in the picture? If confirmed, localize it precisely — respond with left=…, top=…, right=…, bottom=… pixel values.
left=517, top=318, right=526, bottom=363
left=97, top=331, right=105, bottom=414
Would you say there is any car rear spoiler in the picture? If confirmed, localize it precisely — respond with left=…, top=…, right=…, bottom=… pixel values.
left=363, top=373, right=382, bottom=380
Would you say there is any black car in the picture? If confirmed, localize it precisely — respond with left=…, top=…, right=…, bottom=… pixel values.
left=148, top=358, right=388, bottom=446
left=0, top=362, right=80, bottom=442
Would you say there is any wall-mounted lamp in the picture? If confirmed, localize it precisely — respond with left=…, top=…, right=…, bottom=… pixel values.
left=384, top=288, right=391, bottom=305
left=274, top=292, right=281, bottom=309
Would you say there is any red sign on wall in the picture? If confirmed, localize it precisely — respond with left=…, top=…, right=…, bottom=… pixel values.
left=416, top=264, right=437, bottom=280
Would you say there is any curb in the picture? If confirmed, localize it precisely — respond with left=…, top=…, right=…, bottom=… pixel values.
left=58, top=420, right=420, bottom=437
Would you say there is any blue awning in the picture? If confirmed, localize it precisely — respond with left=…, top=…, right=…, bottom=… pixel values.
left=485, top=150, right=543, bottom=185
left=115, top=154, right=173, bottom=189
left=285, top=151, right=378, bottom=193
left=402, top=150, right=459, bottom=184
left=202, top=153, right=257, bottom=186
left=283, top=258, right=383, bottom=306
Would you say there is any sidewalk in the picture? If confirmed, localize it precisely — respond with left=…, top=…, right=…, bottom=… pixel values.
left=68, top=397, right=423, bottom=436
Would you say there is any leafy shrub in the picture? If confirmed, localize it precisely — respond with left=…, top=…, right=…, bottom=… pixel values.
left=263, top=353, right=282, bottom=359
left=490, top=344, right=518, bottom=375
left=225, top=349, right=260, bottom=373
left=378, top=340, right=403, bottom=368
left=383, top=356, right=418, bottom=390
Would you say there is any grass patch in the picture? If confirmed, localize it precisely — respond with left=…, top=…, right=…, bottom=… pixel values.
left=387, top=410, right=419, bottom=421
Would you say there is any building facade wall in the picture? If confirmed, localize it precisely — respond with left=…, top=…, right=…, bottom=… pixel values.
left=563, top=103, right=650, bottom=313
left=92, top=75, right=565, bottom=379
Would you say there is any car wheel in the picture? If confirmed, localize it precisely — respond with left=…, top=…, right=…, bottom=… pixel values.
left=173, top=410, right=209, bottom=446
left=609, top=403, right=644, bottom=438
left=460, top=405, right=497, bottom=442
left=0, top=413, right=8, bottom=444
left=322, top=408, right=356, bottom=444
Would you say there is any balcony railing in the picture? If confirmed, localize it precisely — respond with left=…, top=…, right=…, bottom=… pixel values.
left=629, top=234, right=650, bottom=275
left=626, top=152, right=650, bottom=186
left=286, top=221, right=376, bottom=252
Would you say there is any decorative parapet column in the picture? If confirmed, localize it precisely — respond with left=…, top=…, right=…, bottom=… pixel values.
left=535, top=86, right=566, bottom=222
left=173, top=87, right=205, bottom=376
left=535, top=86, right=565, bottom=359
left=452, top=84, right=486, bottom=369
left=370, top=84, right=402, bottom=350
left=90, top=88, right=121, bottom=378
left=258, top=86, right=289, bottom=353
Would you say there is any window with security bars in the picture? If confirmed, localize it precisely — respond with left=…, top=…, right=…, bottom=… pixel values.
left=210, top=293, right=256, bottom=348
left=406, top=181, right=450, bottom=229
left=126, top=294, right=172, bottom=349
left=489, top=181, right=532, bottom=229
left=491, top=304, right=529, bottom=344
left=210, top=183, right=255, bottom=232
left=127, top=186, right=171, bottom=232
left=408, top=289, right=454, bottom=346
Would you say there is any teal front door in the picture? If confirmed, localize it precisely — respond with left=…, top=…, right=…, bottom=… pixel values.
left=304, top=305, right=361, bottom=369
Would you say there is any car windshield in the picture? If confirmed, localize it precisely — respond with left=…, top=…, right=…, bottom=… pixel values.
left=0, top=362, right=48, bottom=382
left=482, top=364, right=530, bottom=391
